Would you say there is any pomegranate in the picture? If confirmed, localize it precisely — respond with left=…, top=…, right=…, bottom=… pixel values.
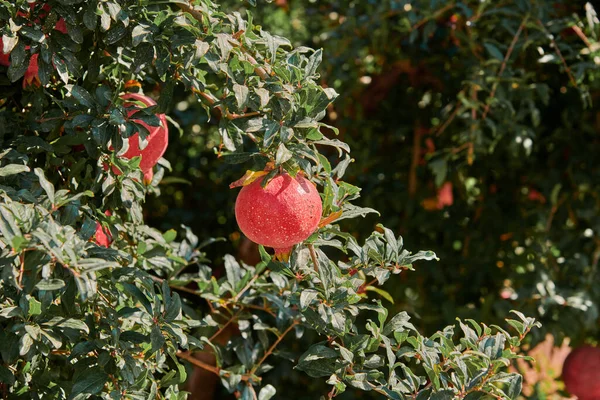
left=94, top=210, right=113, bottom=247
left=234, top=173, right=322, bottom=255
left=0, top=38, right=40, bottom=88
left=0, top=38, right=9, bottom=67
left=106, top=93, right=169, bottom=183
left=0, top=2, right=67, bottom=89
left=436, top=182, right=453, bottom=209
left=22, top=54, right=40, bottom=88
left=562, top=345, right=600, bottom=400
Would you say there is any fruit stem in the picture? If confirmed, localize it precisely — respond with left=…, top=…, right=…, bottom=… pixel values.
left=273, top=247, right=292, bottom=262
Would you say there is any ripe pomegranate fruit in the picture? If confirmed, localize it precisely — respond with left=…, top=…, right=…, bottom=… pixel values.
left=234, top=173, right=322, bottom=255
left=105, top=93, right=168, bottom=183
left=94, top=210, right=113, bottom=247
left=562, top=345, right=600, bottom=400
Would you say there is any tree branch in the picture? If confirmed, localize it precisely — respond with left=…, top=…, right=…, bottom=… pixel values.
left=251, top=320, right=299, bottom=375
left=482, top=17, right=527, bottom=120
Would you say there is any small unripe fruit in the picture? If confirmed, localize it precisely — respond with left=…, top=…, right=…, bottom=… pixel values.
left=562, top=345, right=600, bottom=400
left=234, top=173, right=322, bottom=255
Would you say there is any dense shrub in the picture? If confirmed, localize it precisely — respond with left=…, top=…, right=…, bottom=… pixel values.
left=8, top=0, right=595, bottom=398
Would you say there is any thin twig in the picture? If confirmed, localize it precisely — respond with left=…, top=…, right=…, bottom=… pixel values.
left=193, top=88, right=261, bottom=121
left=229, top=111, right=261, bottom=120
left=209, top=310, right=241, bottom=342
left=542, top=20, right=578, bottom=88
left=467, top=86, right=477, bottom=165
left=235, top=302, right=277, bottom=318
left=250, top=320, right=299, bottom=375
left=17, top=253, right=25, bottom=289
left=176, top=350, right=254, bottom=381
left=435, top=103, right=462, bottom=136
left=408, top=122, right=423, bottom=197
left=482, top=17, right=527, bottom=120
left=233, top=271, right=262, bottom=302
left=545, top=196, right=567, bottom=232
left=411, top=3, right=456, bottom=31
left=571, top=25, right=592, bottom=48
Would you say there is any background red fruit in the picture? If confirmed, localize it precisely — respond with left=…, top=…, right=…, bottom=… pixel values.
left=562, top=345, right=600, bottom=400
left=22, top=54, right=40, bottom=88
left=117, top=93, right=169, bottom=181
left=0, top=4, right=66, bottom=85
left=0, top=38, right=9, bottom=67
left=234, top=173, right=322, bottom=254
left=436, top=182, right=453, bottom=209
left=94, top=210, right=113, bottom=247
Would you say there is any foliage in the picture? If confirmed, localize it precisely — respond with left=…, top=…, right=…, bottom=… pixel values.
left=0, top=0, right=546, bottom=399
left=214, top=0, right=600, bottom=352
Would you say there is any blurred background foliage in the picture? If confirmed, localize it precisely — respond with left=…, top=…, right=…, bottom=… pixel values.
left=145, top=1, right=600, bottom=397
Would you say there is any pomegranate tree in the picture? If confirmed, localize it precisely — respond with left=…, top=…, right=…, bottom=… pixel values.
left=562, top=345, right=600, bottom=400
left=234, top=173, right=322, bottom=255
left=0, top=1, right=543, bottom=398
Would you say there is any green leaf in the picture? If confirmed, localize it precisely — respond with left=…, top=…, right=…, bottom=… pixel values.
left=429, top=390, right=456, bottom=400
left=258, top=385, right=276, bottom=400
left=19, top=334, right=33, bottom=356
left=0, top=164, right=29, bottom=177
left=365, top=286, right=394, bottom=304
left=52, top=54, right=70, bottom=84
left=70, top=367, right=109, bottom=399
left=43, top=317, right=90, bottom=334
left=162, top=229, right=177, bottom=243
left=164, top=292, right=182, bottom=322
left=296, top=344, right=340, bottom=378
left=382, top=312, right=415, bottom=336
left=300, top=289, right=319, bottom=310
left=483, top=42, right=504, bottom=61
left=150, top=324, right=166, bottom=353
left=263, top=120, right=280, bottom=148
left=317, top=153, right=331, bottom=174
left=28, top=298, right=42, bottom=316
left=34, top=168, right=55, bottom=205
left=0, top=365, right=15, bottom=385
left=233, top=83, right=249, bottom=109
left=0, top=306, right=23, bottom=319
left=224, top=254, right=242, bottom=288
left=337, top=204, right=379, bottom=221
left=275, top=143, right=293, bottom=165
left=36, top=279, right=66, bottom=291
left=71, top=86, right=96, bottom=109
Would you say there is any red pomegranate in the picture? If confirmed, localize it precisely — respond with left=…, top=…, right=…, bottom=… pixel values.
left=436, top=182, right=453, bottom=209
left=0, top=5, right=66, bottom=89
left=22, top=54, right=40, bottom=88
left=94, top=210, right=113, bottom=247
left=106, top=93, right=169, bottom=183
left=562, top=345, right=600, bottom=400
left=0, top=38, right=39, bottom=88
left=234, top=173, right=322, bottom=255
left=0, top=38, right=9, bottom=67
